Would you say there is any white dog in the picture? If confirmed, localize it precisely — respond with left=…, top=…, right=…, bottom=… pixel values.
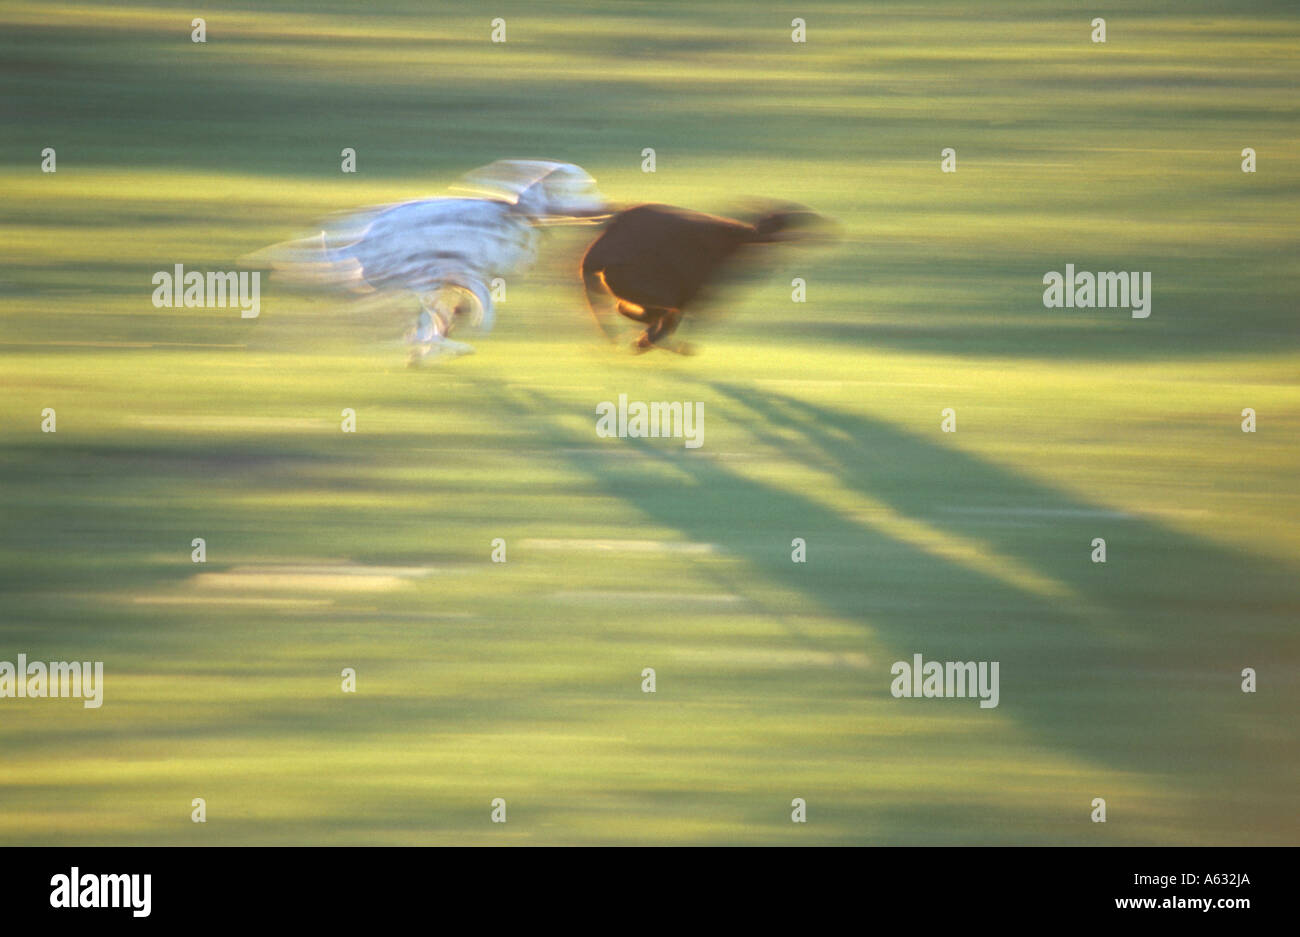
left=254, top=160, right=606, bottom=362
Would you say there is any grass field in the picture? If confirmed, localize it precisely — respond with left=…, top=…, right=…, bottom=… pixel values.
left=1, top=0, right=1298, bottom=845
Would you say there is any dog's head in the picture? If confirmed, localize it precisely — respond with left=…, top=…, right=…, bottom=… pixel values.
left=749, top=203, right=836, bottom=244
left=454, top=160, right=608, bottom=221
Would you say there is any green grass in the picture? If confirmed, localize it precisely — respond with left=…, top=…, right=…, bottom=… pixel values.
left=1, top=0, right=1297, bottom=845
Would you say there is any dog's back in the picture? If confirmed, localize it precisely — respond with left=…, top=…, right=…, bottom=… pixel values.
left=583, top=204, right=758, bottom=309
left=341, top=197, right=536, bottom=295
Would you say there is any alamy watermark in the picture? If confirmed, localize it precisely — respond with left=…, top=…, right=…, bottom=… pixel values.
left=596, top=393, right=704, bottom=448
left=890, top=653, right=999, bottom=709
left=50, top=868, right=149, bottom=917
left=152, top=264, right=261, bottom=318
left=0, top=654, right=103, bottom=708
left=1043, top=264, right=1151, bottom=318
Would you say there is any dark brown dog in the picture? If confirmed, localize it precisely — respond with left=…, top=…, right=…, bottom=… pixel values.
left=581, top=203, right=823, bottom=353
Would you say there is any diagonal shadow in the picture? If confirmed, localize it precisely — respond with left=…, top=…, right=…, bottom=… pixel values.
left=470, top=375, right=1297, bottom=837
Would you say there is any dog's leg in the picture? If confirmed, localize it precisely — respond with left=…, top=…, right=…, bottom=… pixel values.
left=406, top=304, right=436, bottom=366
left=619, top=300, right=660, bottom=324
left=582, top=266, right=624, bottom=343
left=409, top=291, right=475, bottom=365
left=428, top=312, right=476, bottom=359
left=630, top=307, right=665, bottom=353
left=634, top=307, right=692, bottom=355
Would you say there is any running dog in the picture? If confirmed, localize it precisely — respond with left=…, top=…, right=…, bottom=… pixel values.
left=580, top=203, right=826, bottom=354
left=253, top=160, right=607, bottom=362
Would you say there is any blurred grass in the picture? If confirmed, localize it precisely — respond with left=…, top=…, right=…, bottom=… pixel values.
left=0, top=0, right=1297, bottom=844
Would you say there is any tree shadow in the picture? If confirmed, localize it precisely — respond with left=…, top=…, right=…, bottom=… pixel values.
left=482, top=376, right=1297, bottom=840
